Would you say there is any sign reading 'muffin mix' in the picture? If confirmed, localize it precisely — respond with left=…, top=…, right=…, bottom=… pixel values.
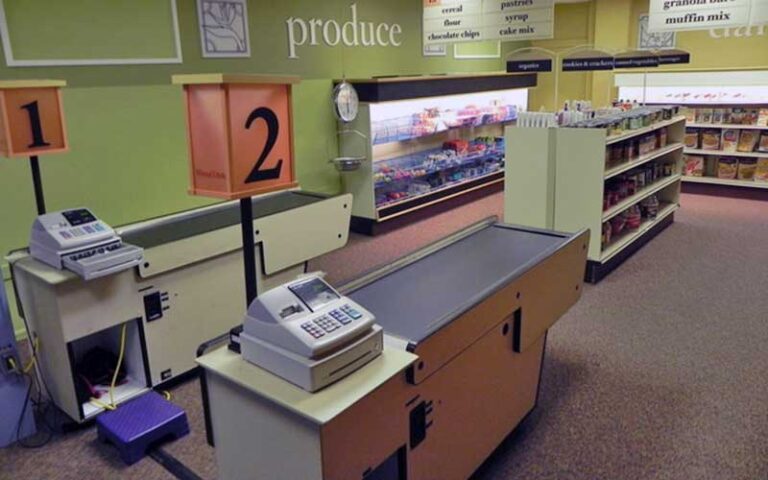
left=648, top=0, right=766, bottom=32
left=423, top=0, right=554, bottom=45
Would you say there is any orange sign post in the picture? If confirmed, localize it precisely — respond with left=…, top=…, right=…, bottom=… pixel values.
left=172, top=74, right=301, bottom=304
left=0, top=80, right=69, bottom=214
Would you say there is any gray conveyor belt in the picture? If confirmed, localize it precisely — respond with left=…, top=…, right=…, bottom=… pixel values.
left=346, top=223, right=572, bottom=346
left=119, top=191, right=326, bottom=249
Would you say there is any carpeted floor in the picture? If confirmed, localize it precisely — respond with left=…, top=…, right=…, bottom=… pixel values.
left=2, top=191, right=767, bottom=480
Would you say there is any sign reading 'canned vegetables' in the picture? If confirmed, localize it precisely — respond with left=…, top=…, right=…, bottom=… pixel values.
left=648, top=0, right=767, bottom=32
left=423, top=0, right=554, bottom=45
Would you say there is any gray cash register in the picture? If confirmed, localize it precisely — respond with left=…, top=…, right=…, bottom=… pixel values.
left=240, top=273, right=383, bottom=392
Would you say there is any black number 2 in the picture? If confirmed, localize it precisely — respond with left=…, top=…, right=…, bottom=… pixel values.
left=20, top=101, right=50, bottom=148
left=244, top=107, right=282, bottom=183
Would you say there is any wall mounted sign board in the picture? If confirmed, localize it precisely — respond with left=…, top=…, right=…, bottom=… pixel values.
left=0, top=80, right=68, bottom=158
left=423, top=0, right=554, bottom=45
left=562, top=57, right=614, bottom=72
left=506, top=59, right=552, bottom=73
left=172, top=74, right=300, bottom=200
left=647, top=0, right=753, bottom=32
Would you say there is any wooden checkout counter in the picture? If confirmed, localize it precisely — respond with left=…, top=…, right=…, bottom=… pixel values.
left=198, top=219, right=589, bottom=480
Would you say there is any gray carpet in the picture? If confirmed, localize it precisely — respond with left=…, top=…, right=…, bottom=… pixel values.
left=2, top=191, right=766, bottom=480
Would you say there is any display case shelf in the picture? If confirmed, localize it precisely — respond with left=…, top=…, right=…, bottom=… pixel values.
left=600, top=203, right=678, bottom=262
left=602, top=174, right=681, bottom=222
left=681, top=176, right=768, bottom=189
left=605, top=143, right=683, bottom=179
left=684, top=148, right=768, bottom=159
left=606, top=116, right=686, bottom=145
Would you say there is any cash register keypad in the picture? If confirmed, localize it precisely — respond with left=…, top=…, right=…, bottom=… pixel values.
left=300, top=305, right=365, bottom=339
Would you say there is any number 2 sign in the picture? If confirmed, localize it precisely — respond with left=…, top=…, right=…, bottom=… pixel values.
left=173, top=74, right=300, bottom=200
left=0, top=80, right=68, bottom=158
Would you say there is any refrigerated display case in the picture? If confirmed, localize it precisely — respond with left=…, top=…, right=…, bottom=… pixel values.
left=338, top=73, right=536, bottom=234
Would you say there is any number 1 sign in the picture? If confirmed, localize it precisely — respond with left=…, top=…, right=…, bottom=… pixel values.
left=172, top=74, right=300, bottom=200
left=0, top=80, right=68, bottom=158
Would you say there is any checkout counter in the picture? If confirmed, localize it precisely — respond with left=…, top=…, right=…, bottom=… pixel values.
left=8, top=190, right=352, bottom=423
left=198, top=219, right=589, bottom=480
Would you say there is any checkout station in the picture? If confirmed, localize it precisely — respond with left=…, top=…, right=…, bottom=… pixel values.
left=198, top=219, right=588, bottom=480
left=8, top=191, right=352, bottom=423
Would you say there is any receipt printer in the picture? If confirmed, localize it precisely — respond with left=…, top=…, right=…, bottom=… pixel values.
left=241, top=273, right=383, bottom=392
left=29, top=208, right=144, bottom=281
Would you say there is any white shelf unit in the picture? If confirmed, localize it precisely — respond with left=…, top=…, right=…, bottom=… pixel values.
left=685, top=148, right=768, bottom=159
left=687, top=123, right=768, bottom=130
left=505, top=116, right=686, bottom=282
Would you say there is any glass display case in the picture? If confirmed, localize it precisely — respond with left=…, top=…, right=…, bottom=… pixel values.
left=338, top=74, right=534, bottom=234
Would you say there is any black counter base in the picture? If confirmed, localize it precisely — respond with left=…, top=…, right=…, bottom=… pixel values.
left=682, top=181, right=768, bottom=201
left=586, top=213, right=674, bottom=284
left=351, top=175, right=503, bottom=236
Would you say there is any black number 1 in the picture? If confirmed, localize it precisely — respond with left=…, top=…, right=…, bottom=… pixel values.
left=21, top=101, right=50, bottom=148
left=244, top=107, right=282, bottom=183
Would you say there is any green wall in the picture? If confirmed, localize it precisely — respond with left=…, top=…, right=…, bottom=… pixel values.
left=0, top=0, right=524, bottom=335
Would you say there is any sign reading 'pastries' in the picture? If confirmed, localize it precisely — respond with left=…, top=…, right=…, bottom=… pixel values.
left=648, top=0, right=766, bottom=32
left=423, top=0, right=554, bottom=45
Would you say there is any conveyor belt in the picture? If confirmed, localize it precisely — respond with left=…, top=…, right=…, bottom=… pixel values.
left=346, top=223, right=571, bottom=345
left=119, top=191, right=326, bottom=248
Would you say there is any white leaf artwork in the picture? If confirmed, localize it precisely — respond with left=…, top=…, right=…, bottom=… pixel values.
left=638, top=14, right=676, bottom=50
left=197, top=0, right=250, bottom=58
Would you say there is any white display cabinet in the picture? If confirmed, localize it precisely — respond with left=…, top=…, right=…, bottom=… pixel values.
left=340, top=74, right=536, bottom=235
left=506, top=115, right=686, bottom=282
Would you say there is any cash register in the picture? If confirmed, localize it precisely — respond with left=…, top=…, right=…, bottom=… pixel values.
left=29, top=208, right=144, bottom=281
left=240, top=273, right=383, bottom=392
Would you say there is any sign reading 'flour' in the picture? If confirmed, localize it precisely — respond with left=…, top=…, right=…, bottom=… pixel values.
left=423, top=0, right=554, bottom=45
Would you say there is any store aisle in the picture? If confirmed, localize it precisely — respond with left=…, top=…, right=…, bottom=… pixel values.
left=471, top=192, right=768, bottom=480
left=2, top=192, right=766, bottom=480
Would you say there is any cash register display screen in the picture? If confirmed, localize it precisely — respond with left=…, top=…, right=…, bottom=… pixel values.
left=289, top=279, right=339, bottom=312
left=62, top=209, right=96, bottom=226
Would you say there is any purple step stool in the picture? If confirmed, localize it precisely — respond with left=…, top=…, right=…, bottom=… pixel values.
left=96, top=391, right=189, bottom=465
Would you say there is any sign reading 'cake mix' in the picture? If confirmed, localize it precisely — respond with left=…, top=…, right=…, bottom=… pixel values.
left=423, top=0, right=554, bottom=45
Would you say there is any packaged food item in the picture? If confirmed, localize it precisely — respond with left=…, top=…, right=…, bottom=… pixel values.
left=737, top=130, right=759, bottom=152
left=758, top=109, right=768, bottom=127
left=738, top=158, right=757, bottom=180
left=601, top=222, right=612, bottom=250
left=757, top=132, right=768, bottom=153
left=717, top=157, right=738, bottom=179
left=721, top=129, right=739, bottom=152
left=701, top=129, right=721, bottom=150
left=442, top=139, right=469, bottom=155
left=610, top=214, right=627, bottom=236
left=684, top=155, right=705, bottom=177
left=625, top=205, right=642, bottom=230
left=641, top=195, right=659, bottom=219
left=663, top=162, right=674, bottom=176
left=681, top=107, right=696, bottom=123
left=696, top=108, right=713, bottom=123
left=659, top=128, right=668, bottom=148
left=754, top=158, right=768, bottom=182
left=730, top=108, right=745, bottom=125
left=713, top=108, right=725, bottom=124
left=684, top=129, right=700, bottom=148
left=744, top=110, right=759, bottom=125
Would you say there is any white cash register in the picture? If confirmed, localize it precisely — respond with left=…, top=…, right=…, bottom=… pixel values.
left=241, top=273, right=383, bottom=392
left=29, top=208, right=144, bottom=281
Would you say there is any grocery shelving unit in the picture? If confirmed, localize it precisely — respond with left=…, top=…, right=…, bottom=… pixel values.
left=339, top=73, right=536, bottom=235
left=506, top=115, right=686, bottom=283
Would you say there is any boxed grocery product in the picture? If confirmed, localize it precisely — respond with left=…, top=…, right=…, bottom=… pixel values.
left=701, top=129, right=721, bottom=150
left=730, top=108, right=745, bottom=124
left=684, top=155, right=704, bottom=177
left=717, top=157, right=738, bottom=179
left=641, top=195, right=659, bottom=219
left=442, top=139, right=469, bottom=155
left=696, top=108, right=713, bottom=123
left=737, top=130, right=759, bottom=152
left=713, top=108, right=726, bottom=124
left=684, top=129, right=700, bottom=148
left=721, top=129, right=739, bottom=152
left=754, top=158, right=768, bottom=182
left=758, top=109, right=768, bottom=127
left=738, top=158, right=757, bottom=180
left=757, top=132, right=768, bottom=153
left=744, top=109, right=759, bottom=125
left=682, top=106, right=696, bottom=123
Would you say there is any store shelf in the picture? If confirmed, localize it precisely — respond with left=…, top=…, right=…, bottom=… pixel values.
left=605, top=143, right=684, bottom=179
left=684, top=148, right=768, bottom=158
left=600, top=203, right=678, bottom=263
left=687, top=123, right=768, bottom=130
left=374, top=147, right=504, bottom=188
left=681, top=176, right=768, bottom=189
left=602, top=174, right=681, bottom=222
left=81, top=377, right=149, bottom=420
left=606, top=116, right=686, bottom=146
left=377, top=169, right=503, bottom=213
